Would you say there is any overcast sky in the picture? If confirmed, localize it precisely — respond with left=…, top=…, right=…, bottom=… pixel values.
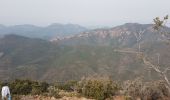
left=0, top=0, right=170, bottom=27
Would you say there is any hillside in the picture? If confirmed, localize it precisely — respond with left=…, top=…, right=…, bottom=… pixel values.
left=0, top=23, right=170, bottom=82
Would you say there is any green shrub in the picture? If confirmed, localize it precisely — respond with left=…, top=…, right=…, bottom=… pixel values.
left=122, top=78, right=143, bottom=99
left=8, top=79, right=49, bottom=95
left=48, top=86, right=60, bottom=98
left=76, top=77, right=121, bottom=100
left=123, top=78, right=170, bottom=100
left=141, top=81, right=170, bottom=100
left=9, top=79, right=32, bottom=95
left=40, top=82, right=49, bottom=93
left=31, top=84, right=42, bottom=95
left=31, top=82, right=49, bottom=95
left=55, top=80, right=77, bottom=91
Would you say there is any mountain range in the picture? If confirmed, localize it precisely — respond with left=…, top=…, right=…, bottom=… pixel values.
left=0, top=23, right=170, bottom=82
left=0, top=23, right=87, bottom=40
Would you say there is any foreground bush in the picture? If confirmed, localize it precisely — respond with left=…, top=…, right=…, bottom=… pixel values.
left=122, top=78, right=170, bottom=100
left=9, top=79, right=33, bottom=95
left=0, top=78, right=170, bottom=100
left=2, top=79, right=49, bottom=95
left=76, top=76, right=121, bottom=100
left=48, top=86, right=60, bottom=98
left=122, top=78, right=143, bottom=99
left=54, top=80, right=77, bottom=91
left=141, top=80, right=170, bottom=100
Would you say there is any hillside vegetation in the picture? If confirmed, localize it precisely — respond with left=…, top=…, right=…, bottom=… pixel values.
left=0, top=23, right=170, bottom=82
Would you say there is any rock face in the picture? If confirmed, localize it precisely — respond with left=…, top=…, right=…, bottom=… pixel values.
left=56, top=23, right=160, bottom=47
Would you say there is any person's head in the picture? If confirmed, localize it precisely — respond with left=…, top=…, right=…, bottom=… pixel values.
left=2, top=82, right=8, bottom=86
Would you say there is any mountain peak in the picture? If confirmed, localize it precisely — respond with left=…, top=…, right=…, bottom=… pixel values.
left=124, top=23, right=140, bottom=25
left=3, top=34, right=29, bottom=40
left=47, top=23, right=63, bottom=27
left=0, top=23, right=88, bottom=40
left=116, top=23, right=152, bottom=28
left=0, top=24, right=6, bottom=28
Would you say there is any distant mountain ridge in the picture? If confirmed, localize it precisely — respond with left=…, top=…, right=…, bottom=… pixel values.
left=55, top=23, right=158, bottom=47
left=0, top=23, right=170, bottom=82
left=0, top=23, right=88, bottom=40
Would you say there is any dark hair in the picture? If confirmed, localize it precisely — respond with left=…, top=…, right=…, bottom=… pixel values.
left=2, top=82, right=8, bottom=86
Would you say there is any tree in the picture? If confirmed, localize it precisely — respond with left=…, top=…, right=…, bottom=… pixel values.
left=153, top=15, right=170, bottom=43
left=114, top=15, right=170, bottom=91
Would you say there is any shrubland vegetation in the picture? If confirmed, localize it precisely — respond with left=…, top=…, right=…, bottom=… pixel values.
left=75, top=76, right=121, bottom=100
left=0, top=79, right=49, bottom=95
left=0, top=77, right=170, bottom=100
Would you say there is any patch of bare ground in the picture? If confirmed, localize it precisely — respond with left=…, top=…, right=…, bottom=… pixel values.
left=12, top=95, right=170, bottom=100
left=17, top=95, right=94, bottom=100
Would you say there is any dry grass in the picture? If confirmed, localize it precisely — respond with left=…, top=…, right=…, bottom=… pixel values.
left=17, top=95, right=94, bottom=100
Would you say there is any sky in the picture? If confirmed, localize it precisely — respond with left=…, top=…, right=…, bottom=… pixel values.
left=0, top=0, right=170, bottom=27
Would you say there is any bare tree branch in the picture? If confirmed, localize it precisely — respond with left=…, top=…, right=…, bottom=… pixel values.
left=114, top=15, right=170, bottom=90
left=163, top=67, right=170, bottom=74
left=114, top=49, right=170, bottom=88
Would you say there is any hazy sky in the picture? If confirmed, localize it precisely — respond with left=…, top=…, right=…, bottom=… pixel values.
left=0, top=0, right=170, bottom=27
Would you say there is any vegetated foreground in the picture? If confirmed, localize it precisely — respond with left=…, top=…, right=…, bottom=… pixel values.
left=1, top=77, right=170, bottom=100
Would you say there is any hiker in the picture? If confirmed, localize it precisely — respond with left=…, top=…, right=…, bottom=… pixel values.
left=1, top=83, right=11, bottom=100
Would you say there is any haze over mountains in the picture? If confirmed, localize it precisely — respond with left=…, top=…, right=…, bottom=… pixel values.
left=0, top=23, right=87, bottom=40
left=0, top=23, right=170, bottom=82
